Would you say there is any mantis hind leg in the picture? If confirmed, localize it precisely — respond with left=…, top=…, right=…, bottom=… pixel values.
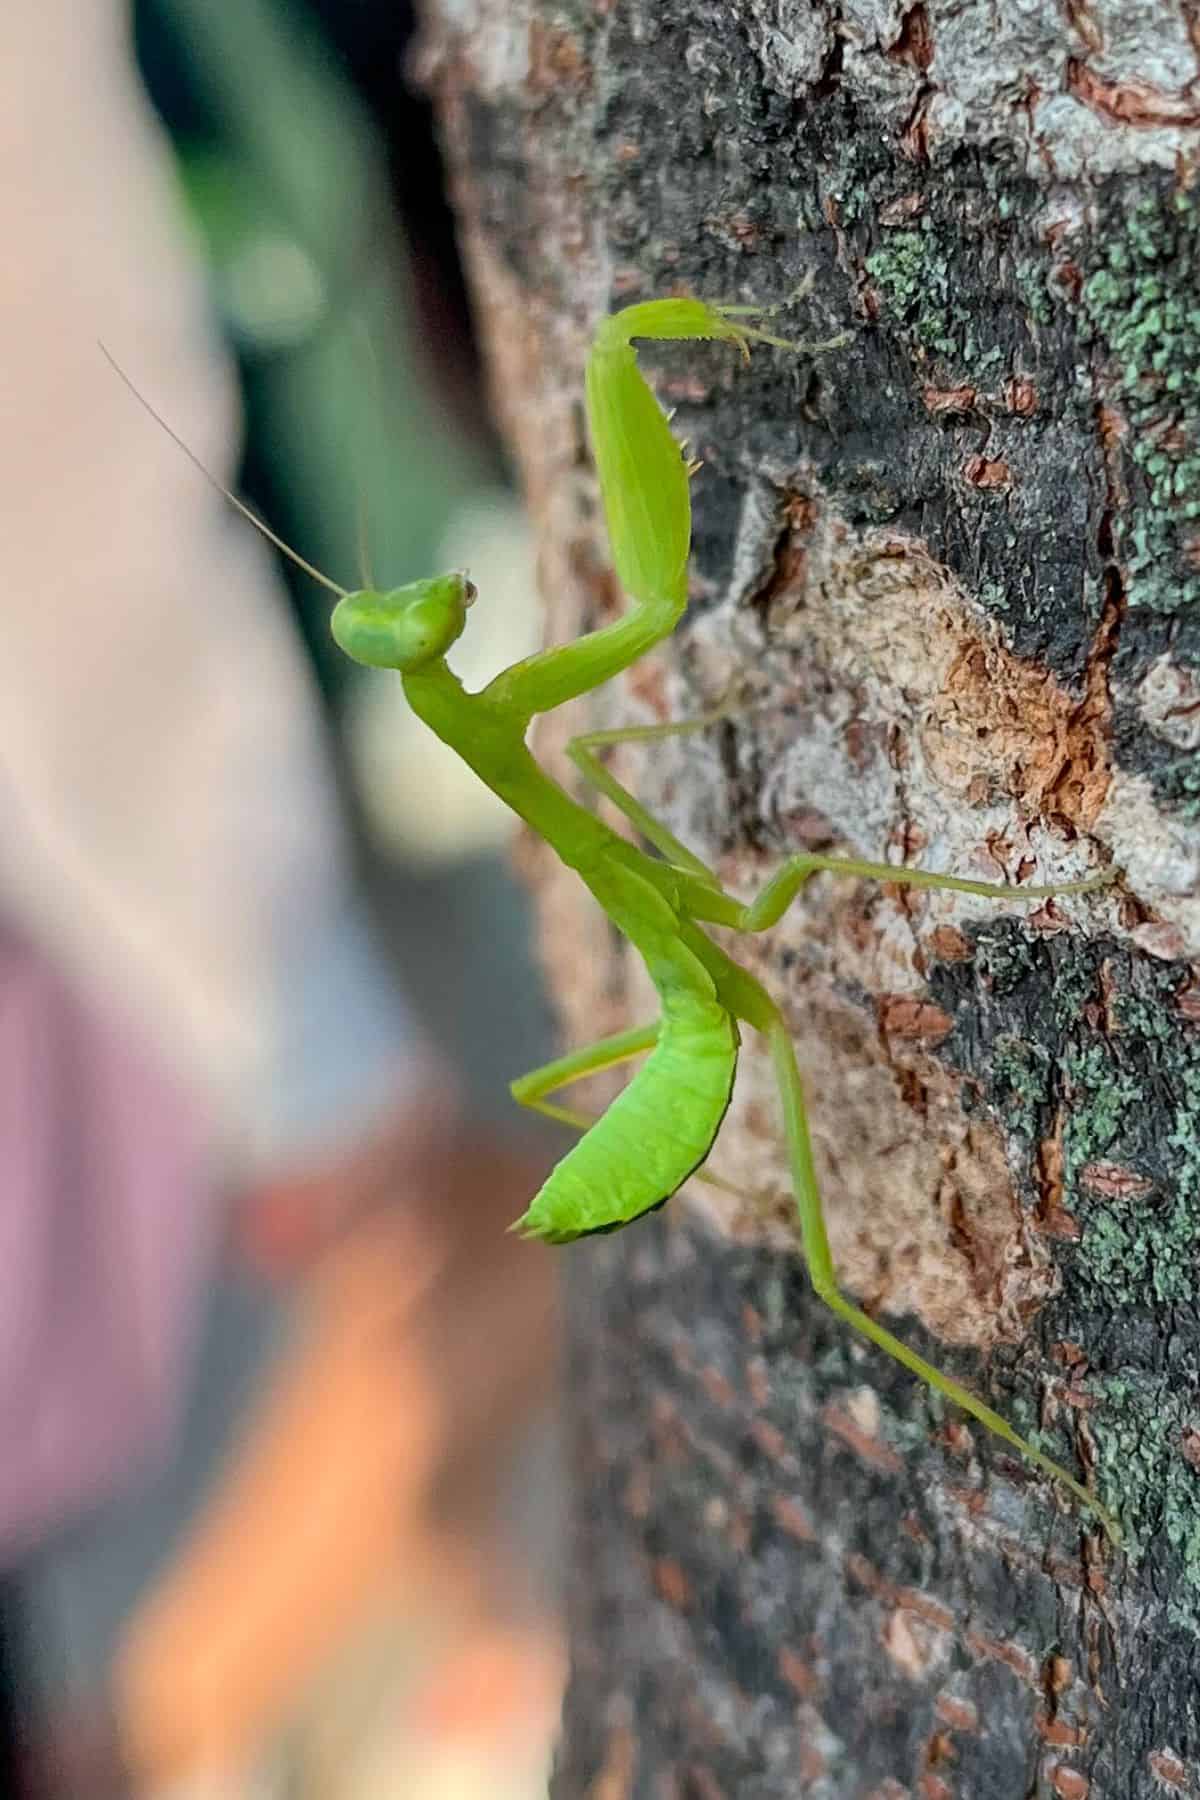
left=568, top=700, right=738, bottom=884
left=761, top=1007, right=1119, bottom=1542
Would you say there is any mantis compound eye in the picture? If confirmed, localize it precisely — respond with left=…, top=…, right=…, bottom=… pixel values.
left=330, top=572, right=472, bottom=671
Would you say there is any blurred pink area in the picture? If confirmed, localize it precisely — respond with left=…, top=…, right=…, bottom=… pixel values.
left=0, top=925, right=211, bottom=1561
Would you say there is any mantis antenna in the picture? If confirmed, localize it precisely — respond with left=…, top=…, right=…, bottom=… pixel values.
left=351, top=320, right=386, bottom=591
left=99, top=342, right=349, bottom=600
left=354, top=485, right=376, bottom=592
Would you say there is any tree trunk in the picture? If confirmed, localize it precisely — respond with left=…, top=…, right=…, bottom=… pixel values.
left=419, top=3, right=1200, bottom=1791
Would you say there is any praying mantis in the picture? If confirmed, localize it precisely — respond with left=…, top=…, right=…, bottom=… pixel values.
left=108, top=296, right=1119, bottom=1542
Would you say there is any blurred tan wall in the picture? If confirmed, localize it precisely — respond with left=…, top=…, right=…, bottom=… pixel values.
left=1, top=0, right=349, bottom=1155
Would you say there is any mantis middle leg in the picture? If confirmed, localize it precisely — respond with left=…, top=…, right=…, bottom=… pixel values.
left=676, top=847, right=1113, bottom=932
left=736, top=852, right=1112, bottom=931
left=567, top=704, right=737, bottom=884
left=564, top=706, right=1111, bottom=927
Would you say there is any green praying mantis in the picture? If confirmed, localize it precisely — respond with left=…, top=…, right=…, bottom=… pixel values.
left=108, top=296, right=1119, bottom=1543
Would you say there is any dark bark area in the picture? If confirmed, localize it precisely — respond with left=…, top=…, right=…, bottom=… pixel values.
left=419, top=2, right=1200, bottom=1793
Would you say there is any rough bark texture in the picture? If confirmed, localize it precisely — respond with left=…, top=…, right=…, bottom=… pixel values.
left=418, top=3, right=1200, bottom=1792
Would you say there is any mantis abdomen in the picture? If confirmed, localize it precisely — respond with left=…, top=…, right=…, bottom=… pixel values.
left=514, top=857, right=739, bottom=1242
left=512, top=994, right=738, bottom=1243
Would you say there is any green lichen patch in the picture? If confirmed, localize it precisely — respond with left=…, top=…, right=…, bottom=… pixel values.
left=937, top=926, right=1200, bottom=1312
left=1094, top=1378, right=1200, bottom=1633
left=842, top=177, right=1109, bottom=677
left=864, top=223, right=1007, bottom=375
left=1065, top=988, right=1200, bottom=1312
left=1080, top=189, right=1200, bottom=622
left=930, top=923, right=1200, bottom=1617
left=989, top=1035, right=1054, bottom=1141
left=865, top=228, right=955, bottom=359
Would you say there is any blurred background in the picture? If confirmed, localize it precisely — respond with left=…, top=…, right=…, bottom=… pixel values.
left=2, top=0, right=566, bottom=1793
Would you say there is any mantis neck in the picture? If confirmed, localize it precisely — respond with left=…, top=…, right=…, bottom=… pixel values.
left=402, top=660, right=776, bottom=1030
left=401, top=659, right=611, bottom=868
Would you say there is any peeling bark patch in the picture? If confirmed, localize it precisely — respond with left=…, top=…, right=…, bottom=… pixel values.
left=1006, top=376, right=1039, bottom=416
left=962, top=454, right=1013, bottom=491
left=930, top=626, right=1110, bottom=832
left=1037, top=1711, right=1088, bottom=1748
left=823, top=1399, right=905, bottom=1474
left=527, top=18, right=589, bottom=94
left=932, top=1693, right=978, bottom=1733
left=770, top=1492, right=817, bottom=1543
left=922, top=383, right=976, bottom=416
left=844, top=1554, right=956, bottom=1635
left=889, top=5, right=934, bottom=73
left=653, top=1557, right=693, bottom=1611
left=1149, top=1748, right=1193, bottom=1791
left=749, top=1417, right=794, bottom=1468
left=699, top=1363, right=737, bottom=1409
left=758, top=524, right=1112, bottom=838
left=1049, top=1767, right=1090, bottom=1800
left=927, top=926, right=972, bottom=962
left=1078, top=1160, right=1154, bottom=1198
left=745, top=1353, right=769, bottom=1406
left=962, top=1628, right=1039, bottom=1687
left=878, top=996, right=954, bottom=1044
left=777, top=1643, right=820, bottom=1697
left=1068, top=56, right=1200, bottom=129
left=881, top=1606, right=950, bottom=1680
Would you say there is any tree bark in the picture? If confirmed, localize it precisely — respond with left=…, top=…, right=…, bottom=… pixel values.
left=419, top=3, right=1200, bottom=1792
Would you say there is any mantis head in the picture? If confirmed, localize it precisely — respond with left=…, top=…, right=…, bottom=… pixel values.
left=330, top=573, right=476, bottom=671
